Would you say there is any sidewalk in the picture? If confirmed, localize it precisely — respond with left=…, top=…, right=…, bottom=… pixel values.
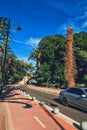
left=0, top=86, right=78, bottom=130
left=28, top=85, right=61, bottom=95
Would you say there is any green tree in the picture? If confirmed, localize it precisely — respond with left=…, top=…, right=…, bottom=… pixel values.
left=73, top=31, right=87, bottom=85
left=29, top=32, right=87, bottom=87
left=29, top=35, right=66, bottom=88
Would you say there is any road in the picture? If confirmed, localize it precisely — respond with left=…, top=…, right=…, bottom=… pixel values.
left=17, top=85, right=87, bottom=123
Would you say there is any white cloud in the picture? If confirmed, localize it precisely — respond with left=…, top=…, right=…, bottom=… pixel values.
left=57, top=3, right=87, bottom=36
left=13, top=37, right=41, bottom=47
left=25, top=37, right=41, bottom=48
left=13, top=38, right=25, bottom=44
left=57, top=20, right=81, bottom=36
left=60, top=1, right=86, bottom=32
left=74, top=12, right=87, bottom=22
left=82, top=20, right=87, bottom=28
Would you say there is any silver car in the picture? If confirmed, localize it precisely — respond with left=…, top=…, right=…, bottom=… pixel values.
left=59, top=87, right=87, bottom=111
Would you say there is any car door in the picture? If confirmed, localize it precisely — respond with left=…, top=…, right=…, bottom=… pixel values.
left=66, top=88, right=78, bottom=105
left=74, top=89, right=87, bottom=110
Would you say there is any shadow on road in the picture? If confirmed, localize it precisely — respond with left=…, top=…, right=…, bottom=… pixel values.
left=0, top=86, right=32, bottom=109
left=69, top=105, right=87, bottom=114
left=73, top=123, right=81, bottom=130
left=53, top=97, right=87, bottom=114
left=53, top=97, right=61, bottom=104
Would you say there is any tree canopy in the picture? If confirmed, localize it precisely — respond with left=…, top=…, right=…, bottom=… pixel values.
left=29, top=32, right=87, bottom=88
left=0, top=17, right=34, bottom=84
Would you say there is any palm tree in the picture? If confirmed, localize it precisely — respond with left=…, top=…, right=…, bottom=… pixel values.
left=65, top=27, right=77, bottom=87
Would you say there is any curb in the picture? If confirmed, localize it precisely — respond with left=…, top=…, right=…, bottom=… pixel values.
left=42, top=106, right=78, bottom=130
left=17, top=89, right=79, bottom=130
left=35, top=100, right=79, bottom=130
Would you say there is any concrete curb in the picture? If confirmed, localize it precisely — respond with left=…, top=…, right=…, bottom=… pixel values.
left=35, top=99, right=79, bottom=130
left=17, top=89, right=79, bottom=130
left=18, top=85, right=80, bottom=129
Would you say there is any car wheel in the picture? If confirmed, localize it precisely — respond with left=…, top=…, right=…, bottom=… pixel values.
left=62, top=98, right=68, bottom=106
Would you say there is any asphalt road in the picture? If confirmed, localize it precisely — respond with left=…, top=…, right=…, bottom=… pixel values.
left=17, top=86, right=87, bottom=123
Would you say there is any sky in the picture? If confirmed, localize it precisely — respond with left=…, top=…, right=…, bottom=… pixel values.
left=0, top=0, right=87, bottom=64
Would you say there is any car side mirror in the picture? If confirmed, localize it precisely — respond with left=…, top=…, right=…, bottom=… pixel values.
left=81, top=94, right=86, bottom=98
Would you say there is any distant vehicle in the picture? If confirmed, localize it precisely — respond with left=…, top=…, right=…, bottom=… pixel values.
left=30, top=79, right=37, bottom=84
left=59, top=87, right=87, bottom=111
left=26, top=79, right=37, bottom=85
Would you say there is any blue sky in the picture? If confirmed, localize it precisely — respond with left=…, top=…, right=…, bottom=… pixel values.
left=0, top=0, right=87, bottom=64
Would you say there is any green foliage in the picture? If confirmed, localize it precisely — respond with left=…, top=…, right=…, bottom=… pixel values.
left=28, top=48, right=39, bottom=61
left=36, top=35, right=66, bottom=88
left=73, top=32, right=87, bottom=84
left=29, top=31, right=87, bottom=88
left=13, top=71, right=25, bottom=82
left=37, top=63, right=51, bottom=85
left=82, top=75, right=87, bottom=85
left=0, top=17, right=35, bottom=84
left=41, top=82, right=49, bottom=87
left=0, top=49, right=34, bottom=84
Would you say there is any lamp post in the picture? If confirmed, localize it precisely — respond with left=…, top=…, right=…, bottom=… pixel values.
left=0, top=17, right=22, bottom=94
left=0, top=46, right=4, bottom=94
left=0, top=46, right=3, bottom=76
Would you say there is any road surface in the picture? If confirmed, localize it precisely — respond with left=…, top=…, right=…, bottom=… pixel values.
left=18, top=85, right=87, bottom=123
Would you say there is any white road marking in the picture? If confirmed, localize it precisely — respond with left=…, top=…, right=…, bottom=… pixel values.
left=34, top=116, right=46, bottom=128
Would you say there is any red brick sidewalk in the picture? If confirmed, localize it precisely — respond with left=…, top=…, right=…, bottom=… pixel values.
left=1, top=86, right=78, bottom=130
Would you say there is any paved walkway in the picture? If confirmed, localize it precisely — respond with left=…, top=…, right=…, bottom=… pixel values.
left=28, top=85, right=61, bottom=95
left=0, top=102, right=6, bottom=130
left=0, top=86, right=78, bottom=130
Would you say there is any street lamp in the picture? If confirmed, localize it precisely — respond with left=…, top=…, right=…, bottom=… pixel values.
left=0, top=17, right=22, bottom=94
left=0, top=45, right=4, bottom=94
left=0, top=46, right=4, bottom=73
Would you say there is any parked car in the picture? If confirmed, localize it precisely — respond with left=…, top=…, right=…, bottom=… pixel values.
left=59, top=87, right=87, bottom=111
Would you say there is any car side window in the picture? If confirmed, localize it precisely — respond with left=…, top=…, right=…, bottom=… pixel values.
left=67, top=88, right=76, bottom=94
left=75, top=89, right=84, bottom=95
left=67, top=88, right=84, bottom=95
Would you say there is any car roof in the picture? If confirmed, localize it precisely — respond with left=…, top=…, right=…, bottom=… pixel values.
left=67, top=87, right=87, bottom=90
left=75, top=87, right=87, bottom=89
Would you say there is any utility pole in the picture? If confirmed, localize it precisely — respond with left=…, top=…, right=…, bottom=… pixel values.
left=65, top=27, right=76, bottom=87
left=2, top=18, right=10, bottom=85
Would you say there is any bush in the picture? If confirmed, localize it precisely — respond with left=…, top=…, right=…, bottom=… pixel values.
left=54, top=83, right=60, bottom=88
left=41, top=82, right=49, bottom=87
left=76, top=83, right=85, bottom=87
left=49, top=83, right=55, bottom=88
